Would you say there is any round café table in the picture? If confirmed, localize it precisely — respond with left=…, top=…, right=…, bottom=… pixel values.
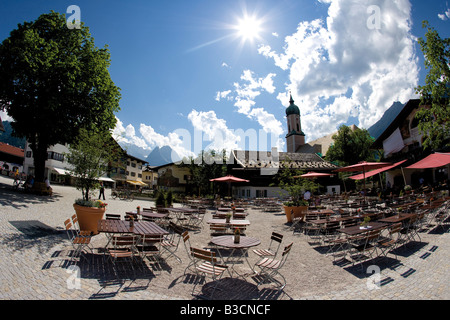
left=210, top=235, right=261, bottom=277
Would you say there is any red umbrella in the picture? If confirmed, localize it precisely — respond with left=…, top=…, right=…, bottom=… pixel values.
left=294, top=171, right=334, bottom=179
left=210, top=175, right=249, bottom=197
left=209, top=175, right=250, bottom=183
left=334, top=161, right=392, bottom=198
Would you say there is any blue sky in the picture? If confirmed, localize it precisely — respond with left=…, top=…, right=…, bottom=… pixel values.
left=1, top=0, right=449, bottom=161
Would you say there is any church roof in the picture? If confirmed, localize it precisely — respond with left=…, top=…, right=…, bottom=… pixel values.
left=230, top=150, right=338, bottom=171
left=285, top=95, right=300, bottom=116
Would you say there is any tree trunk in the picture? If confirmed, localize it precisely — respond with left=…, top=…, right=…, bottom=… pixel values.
left=30, top=137, right=49, bottom=183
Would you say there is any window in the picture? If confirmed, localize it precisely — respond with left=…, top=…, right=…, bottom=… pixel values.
left=47, top=151, right=64, bottom=162
left=131, top=172, right=136, bottom=177
left=131, top=162, right=136, bottom=168
left=26, top=151, right=32, bottom=158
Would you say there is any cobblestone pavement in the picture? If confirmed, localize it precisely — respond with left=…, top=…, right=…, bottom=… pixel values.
left=0, top=175, right=449, bottom=301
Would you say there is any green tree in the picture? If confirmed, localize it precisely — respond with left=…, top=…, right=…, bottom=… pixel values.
left=182, top=149, right=228, bottom=196
left=271, top=158, right=319, bottom=206
left=66, top=128, right=123, bottom=202
left=415, top=21, right=450, bottom=150
left=0, top=11, right=121, bottom=182
left=326, top=125, right=378, bottom=166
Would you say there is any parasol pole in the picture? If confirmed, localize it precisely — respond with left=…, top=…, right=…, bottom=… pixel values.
left=401, top=167, right=407, bottom=186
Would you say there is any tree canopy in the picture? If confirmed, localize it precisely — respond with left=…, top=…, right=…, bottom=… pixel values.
left=0, top=11, right=121, bottom=181
left=66, top=128, right=124, bottom=202
left=325, top=125, right=378, bottom=166
left=181, top=149, right=228, bottom=196
left=415, top=21, right=450, bottom=150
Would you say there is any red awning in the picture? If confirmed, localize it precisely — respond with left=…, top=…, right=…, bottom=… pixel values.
left=406, top=153, right=450, bottom=169
left=349, top=160, right=407, bottom=180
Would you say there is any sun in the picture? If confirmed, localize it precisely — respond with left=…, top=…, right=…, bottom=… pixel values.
left=235, top=15, right=262, bottom=42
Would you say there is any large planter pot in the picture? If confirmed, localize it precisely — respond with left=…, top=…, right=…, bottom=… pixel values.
left=73, top=204, right=106, bottom=235
left=284, top=206, right=308, bottom=223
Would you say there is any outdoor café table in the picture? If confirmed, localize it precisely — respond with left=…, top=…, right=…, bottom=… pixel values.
left=338, top=221, right=388, bottom=236
left=305, top=209, right=335, bottom=217
left=98, top=219, right=169, bottom=249
left=207, top=219, right=250, bottom=228
left=168, top=207, right=198, bottom=223
left=140, top=211, right=168, bottom=219
left=217, top=207, right=245, bottom=212
left=378, top=213, right=417, bottom=224
left=210, top=235, right=261, bottom=277
left=213, top=211, right=248, bottom=219
left=309, top=216, right=353, bottom=226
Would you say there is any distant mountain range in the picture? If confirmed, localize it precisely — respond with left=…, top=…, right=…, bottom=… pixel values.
left=145, top=146, right=182, bottom=167
left=368, top=101, right=405, bottom=141
left=117, top=141, right=182, bottom=167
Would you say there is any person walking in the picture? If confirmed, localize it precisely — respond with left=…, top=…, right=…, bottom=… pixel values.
left=98, top=181, right=105, bottom=200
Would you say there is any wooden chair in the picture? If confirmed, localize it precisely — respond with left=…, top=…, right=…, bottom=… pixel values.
left=348, top=229, right=382, bottom=267
left=253, top=232, right=283, bottom=262
left=209, top=223, right=228, bottom=236
left=181, top=231, right=195, bottom=275
left=254, top=242, right=293, bottom=291
left=64, top=218, right=93, bottom=263
left=106, top=235, right=139, bottom=274
left=159, top=222, right=184, bottom=263
left=377, top=223, right=403, bottom=260
left=188, top=247, right=228, bottom=299
left=105, top=213, right=121, bottom=220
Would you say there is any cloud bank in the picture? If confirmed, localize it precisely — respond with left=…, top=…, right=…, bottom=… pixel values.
left=260, top=0, right=419, bottom=141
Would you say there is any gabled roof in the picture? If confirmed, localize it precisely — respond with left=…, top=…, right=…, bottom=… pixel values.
left=0, top=142, right=24, bottom=158
left=230, top=150, right=338, bottom=171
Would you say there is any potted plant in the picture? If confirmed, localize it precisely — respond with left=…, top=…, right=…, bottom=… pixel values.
left=404, top=185, right=412, bottom=194
left=225, top=212, right=232, bottom=224
left=234, top=227, right=240, bottom=243
left=66, top=128, right=123, bottom=235
left=360, top=216, right=371, bottom=229
left=273, top=160, right=319, bottom=222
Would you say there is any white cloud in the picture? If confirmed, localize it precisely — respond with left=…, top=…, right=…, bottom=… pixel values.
left=438, top=6, right=450, bottom=20
left=112, top=117, right=195, bottom=161
left=215, top=90, right=232, bottom=101
left=214, top=69, right=285, bottom=150
left=272, top=32, right=279, bottom=37
left=259, top=0, right=419, bottom=141
left=187, top=109, right=241, bottom=152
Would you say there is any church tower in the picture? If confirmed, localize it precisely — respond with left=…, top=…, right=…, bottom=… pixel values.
left=285, top=94, right=305, bottom=153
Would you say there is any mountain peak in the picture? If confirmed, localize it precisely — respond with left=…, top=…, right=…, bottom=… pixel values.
left=368, top=101, right=405, bottom=140
left=146, top=145, right=181, bottom=166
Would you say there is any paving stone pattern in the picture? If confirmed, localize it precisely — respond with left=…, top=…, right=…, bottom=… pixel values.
left=0, top=175, right=449, bottom=300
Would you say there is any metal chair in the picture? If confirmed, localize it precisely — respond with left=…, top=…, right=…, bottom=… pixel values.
left=252, top=232, right=283, bottom=262
left=159, top=222, right=184, bottom=263
left=377, top=223, right=403, bottom=260
left=254, top=242, right=293, bottom=291
left=105, top=213, right=122, bottom=220
left=188, top=247, right=228, bottom=299
left=63, top=218, right=93, bottom=263
left=105, top=235, right=139, bottom=275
